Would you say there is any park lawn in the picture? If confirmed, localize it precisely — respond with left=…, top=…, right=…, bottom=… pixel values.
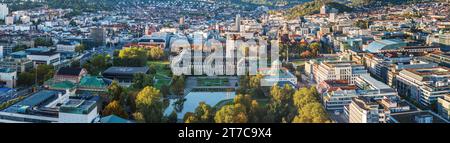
left=147, top=61, right=172, bottom=77
left=154, top=75, right=171, bottom=89
left=292, top=60, right=306, bottom=66
left=148, top=61, right=172, bottom=89
left=213, top=98, right=269, bottom=109
left=197, top=78, right=229, bottom=86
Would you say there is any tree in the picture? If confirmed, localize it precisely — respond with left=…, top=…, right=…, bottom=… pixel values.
left=355, top=19, right=369, bottom=29
left=13, top=44, right=29, bottom=52
left=30, top=64, right=55, bottom=85
left=17, top=72, right=34, bottom=87
left=291, top=87, right=330, bottom=123
left=108, top=81, right=124, bottom=101
left=214, top=104, right=248, bottom=123
left=82, top=54, right=111, bottom=75
left=309, top=42, right=321, bottom=57
left=292, top=103, right=330, bottom=123
left=160, top=84, right=170, bottom=97
left=237, top=75, right=250, bottom=94
left=148, top=47, right=165, bottom=60
left=133, top=112, right=145, bottom=123
left=293, top=88, right=318, bottom=109
left=131, top=73, right=154, bottom=89
left=75, top=44, right=86, bottom=53
left=116, top=47, right=148, bottom=67
left=34, top=37, right=53, bottom=47
left=267, top=84, right=296, bottom=122
left=249, top=74, right=263, bottom=89
left=171, top=75, right=185, bottom=96
left=234, top=94, right=265, bottom=123
left=167, top=111, right=178, bottom=123
left=193, top=102, right=214, bottom=123
left=135, top=86, right=165, bottom=123
left=69, top=20, right=77, bottom=27
left=70, top=60, right=81, bottom=68
left=183, top=112, right=198, bottom=123
left=183, top=102, right=214, bottom=123
left=102, top=100, right=129, bottom=119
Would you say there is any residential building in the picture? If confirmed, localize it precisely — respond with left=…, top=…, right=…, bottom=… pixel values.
left=54, top=67, right=87, bottom=83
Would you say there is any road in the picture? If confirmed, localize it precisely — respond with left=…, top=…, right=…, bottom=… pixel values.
left=0, top=87, right=33, bottom=105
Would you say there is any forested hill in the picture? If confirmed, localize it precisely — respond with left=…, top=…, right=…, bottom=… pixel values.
left=284, top=0, right=352, bottom=20
left=283, top=0, right=443, bottom=20
left=223, top=0, right=311, bottom=6
left=349, top=0, right=438, bottom=7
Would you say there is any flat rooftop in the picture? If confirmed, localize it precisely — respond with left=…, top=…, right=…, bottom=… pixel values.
left=406, top=67, right=450, bottom=76
left=59, top=99, right=97, bottom=115
left=359, top=74, right=391, bottom=90
left=2, top=90, right=60, bottom=114
left=390, top=110, right=449, bottom=123
left=103, top=67, right=150, bottom=75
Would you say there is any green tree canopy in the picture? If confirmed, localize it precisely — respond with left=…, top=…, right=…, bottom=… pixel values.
left=102, top=100, right=129, bottom=119
left=135, top=86, right=165, bottom=123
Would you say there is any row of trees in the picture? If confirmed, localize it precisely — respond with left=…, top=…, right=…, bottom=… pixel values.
left=34, top=37, right=54, bottom=47
left=102, top=79, right=168, bottom=123
left=17, top=65, right=55, bottom=87
left=114, top=47, right=165, bottom=67
left=181, top=85, right=330, bottom=123
left=82, top=54, right=112, bottom=75
left=280, top=41, right=329, bottom=59
left=285, top=0, right=353, bottom=20
left=100, top=73, right=329, bottom=123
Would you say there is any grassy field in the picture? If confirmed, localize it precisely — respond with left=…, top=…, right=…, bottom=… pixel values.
left=148, top=61, right=172, bottom=89
left=292, top=60, right=306, bottom=66
left=148, top=61, right=172, bottom=77
left=197, top=78, right=229, bottom=86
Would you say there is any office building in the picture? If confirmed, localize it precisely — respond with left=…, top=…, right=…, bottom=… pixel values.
left=313, top=60, right=369, bottom=84
left=396, top=67, right=450, bottom=107
left=437, top=94, right=450, bottom=120
left=102, top=67, right=150, bottom=87
left=26, top=51, right=61, bottom=67
left=0, top=68, right=17, bottom=88
left=388, top=110, right=449, bottom=123
left=346, top=97, right=383, bottom=123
